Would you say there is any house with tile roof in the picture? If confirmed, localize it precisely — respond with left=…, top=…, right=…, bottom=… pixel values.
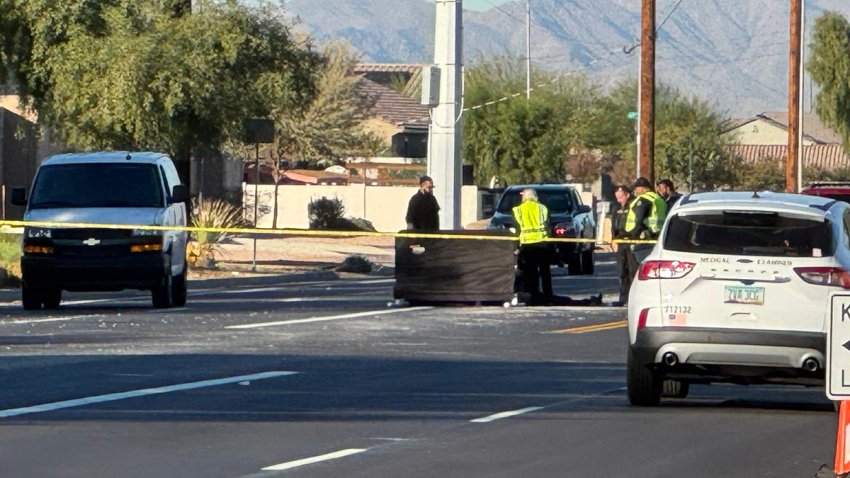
left=723, top=111, right=850, bottom=171
left=355, top=74, right=430, bottom=158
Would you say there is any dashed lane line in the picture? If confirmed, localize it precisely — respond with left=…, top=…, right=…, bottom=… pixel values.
left=261, top=448, right=369, bottom=471
left=225, top=306, right=433, bottom=329
left=0, top=314, right=107, bottom=325
left=470, top=407, right=544, bottom=423
left=0, top=371, right=297, bottom=418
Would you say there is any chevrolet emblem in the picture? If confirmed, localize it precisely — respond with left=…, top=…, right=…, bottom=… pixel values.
left=82, top=238, right=101, bottom=246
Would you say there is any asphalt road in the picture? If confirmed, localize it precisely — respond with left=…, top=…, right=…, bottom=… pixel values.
left=0, top=258, right=838, bottom=478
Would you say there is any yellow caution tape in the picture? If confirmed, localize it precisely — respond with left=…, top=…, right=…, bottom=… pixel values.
left=0, top=219, right=658, bottom=246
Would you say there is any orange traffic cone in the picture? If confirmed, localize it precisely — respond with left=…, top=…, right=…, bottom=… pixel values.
left=837, top=400, right=850, bottom=476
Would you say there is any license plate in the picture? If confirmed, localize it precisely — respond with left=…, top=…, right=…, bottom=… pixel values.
left=724, top=286, right=765, bottom=305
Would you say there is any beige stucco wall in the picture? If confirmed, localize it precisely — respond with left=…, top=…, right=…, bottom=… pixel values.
left=724, top=119, right=815, bottom=146
left=0, top=95, right=36, bottom=122
left=245, top=183, right=481, bottom=231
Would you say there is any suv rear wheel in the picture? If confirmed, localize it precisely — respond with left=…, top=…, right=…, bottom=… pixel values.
left=627, top=348, right=662, bottom=406
left=580, top=248, right=594, bottom=275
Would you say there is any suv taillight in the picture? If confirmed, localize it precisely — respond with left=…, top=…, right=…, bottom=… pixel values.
left=793, top=267, right=850, bottom=289
left=553, top=220, right=575, bottom=237
left=638, top=260, right=695, bottom=280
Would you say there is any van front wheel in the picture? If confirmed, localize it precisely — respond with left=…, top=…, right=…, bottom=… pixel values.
left=152, top=269, right=172, bottom=309
left=171, top=261, right=187, bottom=307
left=22, top=285, right=42, bottom=310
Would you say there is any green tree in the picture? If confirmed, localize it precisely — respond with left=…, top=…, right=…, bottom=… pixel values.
left=2, top=0, right=322, bottom=188
left=463, top=55, right=612, bottom=185
left=732, top=156, right=785, bottom=191
left=808, top=11, right=850, bottom=153
left=606, top=81, right=736, bottom=191
left=273, top=40, right=381, bottom=165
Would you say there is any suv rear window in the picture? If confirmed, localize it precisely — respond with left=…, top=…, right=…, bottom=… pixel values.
left=663, top=211, right=833, bottom=257
left=496, top=189, right=573, bottom=214
left=30, top=163, right=164, bottom=209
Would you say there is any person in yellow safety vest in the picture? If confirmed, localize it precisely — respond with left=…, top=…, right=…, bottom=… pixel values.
left=623, top=176, right=668, bottom=241
left=512, top=188, right=553, bottom=304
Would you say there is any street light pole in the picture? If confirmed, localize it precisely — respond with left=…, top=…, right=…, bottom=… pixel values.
left=526, top=0, right=531, bottom=101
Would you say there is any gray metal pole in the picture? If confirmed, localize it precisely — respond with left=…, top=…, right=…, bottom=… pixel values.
left=252, top=143, right=258, bottom=272
left=689, top=139, right=694, bottom=192
left=428, top=0, right=463, bottom=230
left=526, top=0, right=531, bottom=100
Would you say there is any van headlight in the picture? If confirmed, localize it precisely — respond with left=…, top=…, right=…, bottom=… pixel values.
left=25, top=227, right=51, bottom=239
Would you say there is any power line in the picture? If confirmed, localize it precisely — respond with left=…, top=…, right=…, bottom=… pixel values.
left=657, top=0, right=685, bottom=34
left=481, top=0, right=524, bottom=24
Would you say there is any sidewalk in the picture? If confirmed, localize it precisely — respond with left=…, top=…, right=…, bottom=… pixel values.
left=206, top=235, right=396, bottom=275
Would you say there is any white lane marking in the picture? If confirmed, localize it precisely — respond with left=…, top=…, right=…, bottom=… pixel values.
left=220, top=287, right=285, bottom=295
left=226, top=306, right=433, bottom=329
left=0, top=314, right=105, bottom=325
left=261, top=448, right=368, bottom=471
left=0, top=371, right=297, bottom=419
left=470, top=406, right=543, bottom=423
left=62, top=297, right=148, bottom=306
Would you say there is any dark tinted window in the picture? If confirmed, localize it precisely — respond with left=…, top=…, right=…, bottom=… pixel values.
left=663, top=211, right=833, bottom=257
left=496, top=189, right=573, bottom=214
left=822, top=194, right=850, bottom=204
left=30, top=163, right=164, bottom=209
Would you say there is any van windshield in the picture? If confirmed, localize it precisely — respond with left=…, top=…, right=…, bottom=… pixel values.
left=29, top=163, right=164, bottom=209
left=663, top=211, right=833, bottom=257
left=496, top=189, right=573, bottom=214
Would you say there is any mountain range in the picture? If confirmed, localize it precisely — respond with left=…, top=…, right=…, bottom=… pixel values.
left=284, top=0, right=850, bottom=118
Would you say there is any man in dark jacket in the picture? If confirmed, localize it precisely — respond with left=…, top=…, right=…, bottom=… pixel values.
left=405, top=175, right=440, bottom=230
left=656, top=178, right=682, bottom=211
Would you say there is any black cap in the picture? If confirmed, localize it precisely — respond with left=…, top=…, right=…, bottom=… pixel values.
left=632, top=177, right=652, bottom=189
left=420, top=175, right=433, bottom=185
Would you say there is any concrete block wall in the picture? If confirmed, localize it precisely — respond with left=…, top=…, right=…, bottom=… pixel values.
left=244, top=184, right=481, bottom=232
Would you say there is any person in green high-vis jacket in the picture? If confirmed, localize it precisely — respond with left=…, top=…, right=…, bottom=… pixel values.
left=513, top=188, right=553, bottom=304
left=623, top=177, right=669, bottom=265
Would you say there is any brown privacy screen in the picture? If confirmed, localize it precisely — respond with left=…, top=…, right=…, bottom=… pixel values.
left=393, top=230, right=517, bottom=304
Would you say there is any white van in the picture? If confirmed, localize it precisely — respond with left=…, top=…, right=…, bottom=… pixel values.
left=12, top=151, right=189, bottom=310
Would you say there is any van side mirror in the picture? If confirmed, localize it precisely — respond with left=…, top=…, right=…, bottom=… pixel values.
left=169, top=185, right=189, bottom=204
left=11, top=188, right=27, bottom=206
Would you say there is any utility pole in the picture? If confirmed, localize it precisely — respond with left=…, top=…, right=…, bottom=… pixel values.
left=639, top=0, right=655, bottom=184
left=428, top=0, right=463, bottom=229
left=797, top=0, right=806, bottom=192
left=787, top=0, right=802, bottom=193
left=526, top=0, right=531, bottom=100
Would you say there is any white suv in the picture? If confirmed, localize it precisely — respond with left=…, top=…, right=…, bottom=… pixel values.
left=627, top=191, right=846, bottom=406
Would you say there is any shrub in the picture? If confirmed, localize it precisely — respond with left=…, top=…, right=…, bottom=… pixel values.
left=335, top=255, right=373, bottom=273
left=308, top=197, right=345, bottom=230
left=189, top=198, right=244, bottom=267
left=0, top=233, right=21, bottom=283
